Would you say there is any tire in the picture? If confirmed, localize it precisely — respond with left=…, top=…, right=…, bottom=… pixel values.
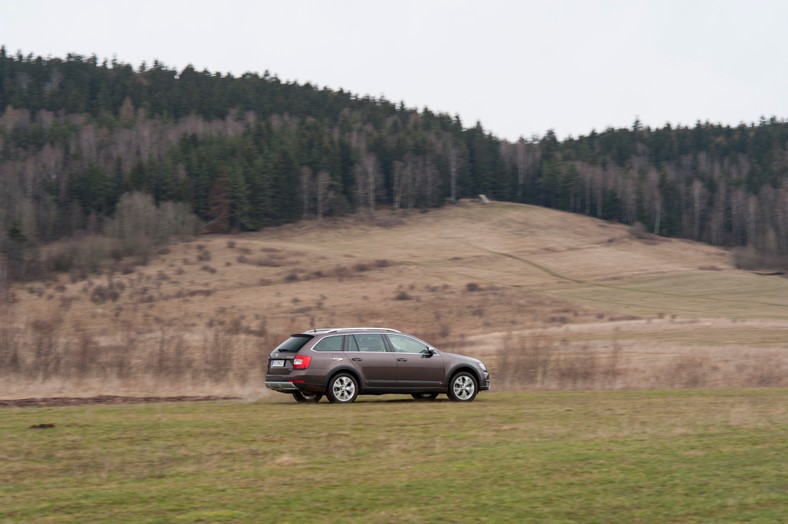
left=447, top=372, right=478, bottom=402
left=326, top=373, right=359, bottom=404
left=292, top=391, right=323, bottom=403
left=411, top=393, right=439, bottom=401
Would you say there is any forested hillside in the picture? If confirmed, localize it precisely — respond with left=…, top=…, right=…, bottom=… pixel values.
left=1, top=48, right=786, bottom=282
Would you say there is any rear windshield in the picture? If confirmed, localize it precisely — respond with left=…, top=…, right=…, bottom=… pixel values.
left=275, top=335, right=313, bottom=352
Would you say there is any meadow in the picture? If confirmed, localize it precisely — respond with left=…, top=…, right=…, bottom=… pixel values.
left=1, top=389, right=786, bottom=523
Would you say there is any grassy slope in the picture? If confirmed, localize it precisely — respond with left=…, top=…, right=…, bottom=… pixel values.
left=19, top=201, right=788, bottom=327
left=1, top=390, right=786, bottom=523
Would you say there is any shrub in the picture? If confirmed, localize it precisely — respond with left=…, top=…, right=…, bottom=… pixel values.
left=90, top=284, right=120, bottom=304
left=732, top=245, right=788, bottom=272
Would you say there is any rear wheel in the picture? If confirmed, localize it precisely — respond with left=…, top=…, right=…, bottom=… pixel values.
left=411, top=393, right=439, bottom=401
left=326, top=373, right=359, bottom=404
left=447, top=372, right=478, bottom=402
left=292, top=391, right=323, bottom=403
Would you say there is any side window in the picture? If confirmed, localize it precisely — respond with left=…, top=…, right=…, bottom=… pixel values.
left=313, top=336, right=343, bottom=352
left=352, top=334, right=386, bottom=352
left=386, top=334, right=427, bottom=353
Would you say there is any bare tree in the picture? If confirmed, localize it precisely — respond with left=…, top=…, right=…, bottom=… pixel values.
left=622, top=176, right=637, bottom=225
left=730, top=189, right=748, bottom=245
left=0, top=254, right=6, bottom=306
left=423, top=155, right=436, bottom=208
left=392, top=160, right=404, bottom=210
left=446, top=136, right=461, bottom=204
left=316, top=170, right=329, bottom=222
left=354, top=151, right=379, bottom=213
left=691, top=179, right=706, bottom=240
left=514, top=138, right=528, bottom=201
left=118, top=96, right=135, bottom=124
left=646, top=168, right=662, bottom=235
left=776, top=183, right=788, bottom=254
left=301, top=166, right=313, bottom=220
left=363, top=152, right=379, bottom=212
left=653, top=192, right=662, bottom=235
left=349, top=129, right=380, bottom=213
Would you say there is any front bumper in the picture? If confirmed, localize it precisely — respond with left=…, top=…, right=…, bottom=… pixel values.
left=480, top=372, right=491, bottom=391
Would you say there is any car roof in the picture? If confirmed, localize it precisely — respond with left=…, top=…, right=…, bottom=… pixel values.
left=298, top=327, right=402, bottom=335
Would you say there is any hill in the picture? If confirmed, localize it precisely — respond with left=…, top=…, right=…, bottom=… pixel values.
left=2, top=202, right=786, bottom=398
left=1, top=49, right=787, bottom=288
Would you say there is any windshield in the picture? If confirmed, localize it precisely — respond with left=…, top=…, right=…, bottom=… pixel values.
left=275, top=335, right=313, bottom=352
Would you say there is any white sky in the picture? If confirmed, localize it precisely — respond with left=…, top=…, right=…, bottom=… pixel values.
left=1, top=0, right=786, bottom=140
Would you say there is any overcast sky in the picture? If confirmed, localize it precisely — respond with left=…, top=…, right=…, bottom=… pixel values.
left=1, top=0, right=786, bottom=140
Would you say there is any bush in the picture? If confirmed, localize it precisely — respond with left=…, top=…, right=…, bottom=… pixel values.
left=394, top=291, right=412, bottom=300
left=89, top=284, right=120, bottom=304
left=732, top=245, right=788, bottom=272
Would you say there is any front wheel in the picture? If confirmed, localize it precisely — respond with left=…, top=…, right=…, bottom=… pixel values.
left=327, top=373, right=359, bottom=403
left=292, top=391, right=323, bottom=403
left=447, top=372, right=478, bottom=402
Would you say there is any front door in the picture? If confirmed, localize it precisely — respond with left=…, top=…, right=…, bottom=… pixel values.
left=385, top=334, right=444, bottom=387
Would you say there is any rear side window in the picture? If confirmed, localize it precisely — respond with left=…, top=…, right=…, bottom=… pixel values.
left=313, top=336, right=343, bottom=352
left=275, top=335, right=312, bottom=352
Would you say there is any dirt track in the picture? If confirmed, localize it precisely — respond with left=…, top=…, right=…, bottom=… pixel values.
left=0, top=395, right=238, bottom=408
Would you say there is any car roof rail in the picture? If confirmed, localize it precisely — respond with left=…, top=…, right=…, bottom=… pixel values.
left=323, top=327, right=401, bottom=334
left=305, top=328, right=336, bottom=333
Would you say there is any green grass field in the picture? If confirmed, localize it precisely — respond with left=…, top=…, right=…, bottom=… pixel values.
left=2, top=390, right=786, bottom=523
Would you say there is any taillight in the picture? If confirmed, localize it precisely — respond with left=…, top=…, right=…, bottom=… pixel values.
left=292, top=355, right=312, bottom=369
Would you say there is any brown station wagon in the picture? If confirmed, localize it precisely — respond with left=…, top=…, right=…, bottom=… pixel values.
left=265, top=327, right=491, bottom=403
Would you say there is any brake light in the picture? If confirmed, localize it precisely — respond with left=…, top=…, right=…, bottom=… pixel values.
left=292, top=355, right=312, bottom=369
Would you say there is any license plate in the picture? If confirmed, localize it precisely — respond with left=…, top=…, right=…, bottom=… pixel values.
left=270, top=359, right=285, bottom=368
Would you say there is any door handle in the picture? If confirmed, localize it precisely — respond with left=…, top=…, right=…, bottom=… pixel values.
left=396, top=358, right=408, bottom=362
left=351, top=357, right=363, bottom=362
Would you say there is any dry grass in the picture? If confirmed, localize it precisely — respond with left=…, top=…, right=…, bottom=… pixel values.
left=2, top=201, right=787, bottom=398
left=493, top=331, right=787, bottom=390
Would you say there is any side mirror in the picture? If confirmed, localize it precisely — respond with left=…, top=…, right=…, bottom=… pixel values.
left=421, top=347, right=437, bottom=357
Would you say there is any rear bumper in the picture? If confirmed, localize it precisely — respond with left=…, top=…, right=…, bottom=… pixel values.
left=265, top=381, right=301, bottom=392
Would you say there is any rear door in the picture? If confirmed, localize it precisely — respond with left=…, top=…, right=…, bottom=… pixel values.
left=346, top=334, right=397, bottom=388
left=309, top=334, right=348, bottom=375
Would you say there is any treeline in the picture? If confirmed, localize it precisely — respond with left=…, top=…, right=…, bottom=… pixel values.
left=1, top=48, right=786, bottom=283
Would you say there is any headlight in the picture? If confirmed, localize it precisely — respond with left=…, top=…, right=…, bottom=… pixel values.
left=478, top=362, right=487, bottom=372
